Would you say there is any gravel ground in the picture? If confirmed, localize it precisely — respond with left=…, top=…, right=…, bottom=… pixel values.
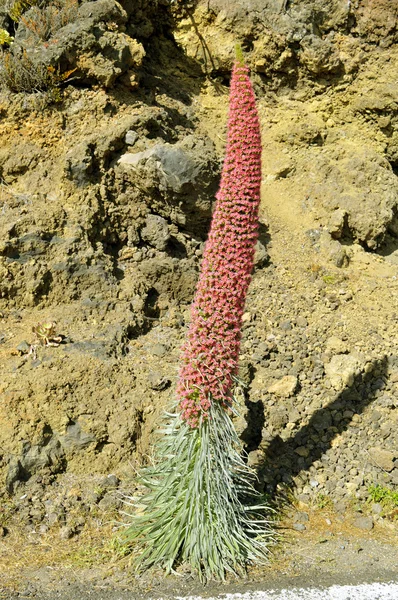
left=0, top=505, right=397, bottom=600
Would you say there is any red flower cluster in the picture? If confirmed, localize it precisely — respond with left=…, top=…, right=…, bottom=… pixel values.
left=177, top=61, right=262, bottom=427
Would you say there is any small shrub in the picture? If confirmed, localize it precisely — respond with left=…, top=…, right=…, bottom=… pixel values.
left=368, top=484, right=398, bottom=513
left=322, top=273, right=337, bottom=285
left=315, top=492, right=333, bottom=510
left=0, top=47, right=75, bottom=94
left=19, top=0, right=78, bottom=42
left=0, top=47, right=50, bottom=91
left=0, top=0, right=79, bottom=93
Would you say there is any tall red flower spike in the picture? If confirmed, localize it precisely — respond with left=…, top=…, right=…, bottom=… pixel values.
left=177, top=60, right=262, bottom=427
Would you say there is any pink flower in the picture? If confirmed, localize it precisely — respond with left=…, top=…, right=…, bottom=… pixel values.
left=177, top=61, right=262, bottom=427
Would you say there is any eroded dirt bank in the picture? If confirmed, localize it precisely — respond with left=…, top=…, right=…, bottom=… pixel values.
left=0, top=0, right=397, bottom=594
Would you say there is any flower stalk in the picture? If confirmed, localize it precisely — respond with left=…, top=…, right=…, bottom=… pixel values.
left=123, top=55, right=273, bottom=581
left=177, top=59, right=262, bottom=427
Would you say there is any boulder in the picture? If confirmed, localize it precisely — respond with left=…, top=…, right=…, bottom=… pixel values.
left=368, top=447, right=396, bottom=473
left=268, top=375, right=299, bottom=397
left=140, top=215, right=170, bottom=251
left=325, top=354, right=362, bottom=390
left=118, top=135, right=219, bottom=237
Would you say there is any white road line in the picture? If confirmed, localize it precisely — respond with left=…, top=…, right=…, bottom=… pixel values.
left=173, top=582, right=398, bottom=600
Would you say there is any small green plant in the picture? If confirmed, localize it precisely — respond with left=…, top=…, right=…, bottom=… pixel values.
left=66, top=544, right=108, bottom=568
left=8, top=0, right=38, bottom=22
left=0, top=29, right=14, bottom=46
left=315, top=493, right=333, bottom=510
left=368, top=484, right=398, bottom=515
left=107, top=536, right=131, bottom=558
left=322, top=273, right=337, bottom=285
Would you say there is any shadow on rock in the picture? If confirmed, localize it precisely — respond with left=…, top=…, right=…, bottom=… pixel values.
left=255, top=356, right=388, bottom=496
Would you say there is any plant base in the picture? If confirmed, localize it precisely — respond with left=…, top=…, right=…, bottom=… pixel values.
left=122, top=402, right=275, bottom=581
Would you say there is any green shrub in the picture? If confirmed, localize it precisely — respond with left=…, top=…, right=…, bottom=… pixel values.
left=315, top=492, right=333, bottom=510
left=0, top=47, right=50, bottom=91
left=368, top=484, right=398, bottom=520
left=0, top=47, right=75, bottom=94
left=368, top=484, right=398, bottom=508
left=0, top=0, right=78, bottom=93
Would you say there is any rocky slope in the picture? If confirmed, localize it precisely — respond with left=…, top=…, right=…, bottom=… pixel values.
left=0, top=0, right=397, bottom=586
